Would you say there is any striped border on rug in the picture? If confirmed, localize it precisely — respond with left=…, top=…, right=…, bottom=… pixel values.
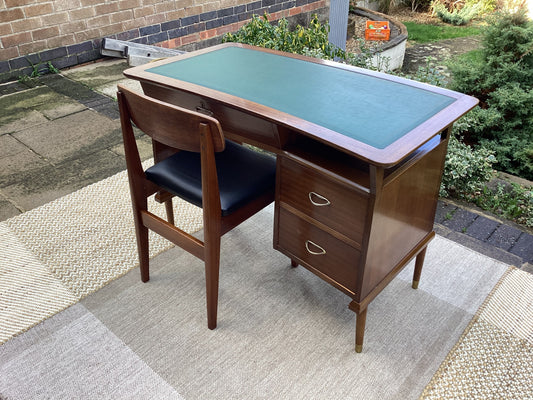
left=420, top=266, right=533, bottom=399
left=1, top=161, right=203, bottom=344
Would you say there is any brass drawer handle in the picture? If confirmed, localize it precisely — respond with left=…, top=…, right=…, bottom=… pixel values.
left=305, top=240, right=326, bottom=255
left=309, top=191, right=331, bottom=206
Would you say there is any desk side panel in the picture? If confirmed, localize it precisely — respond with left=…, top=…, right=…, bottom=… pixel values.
left=359, top=138, right=448, bottom=300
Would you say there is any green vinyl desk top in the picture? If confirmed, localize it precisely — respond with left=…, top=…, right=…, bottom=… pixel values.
left=125, top=43, right=478, bottom=165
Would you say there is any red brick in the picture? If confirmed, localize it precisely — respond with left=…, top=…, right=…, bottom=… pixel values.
left=54, top=0, right=82, bottom=12
left=24, top=3, right=53, bottom=17
left=145, top=13, right=165, bottom=24
left=118, top=0, right=140, bottom=10
left=95, top=2, right=119, bottom=14
left=60, top=20, right=86, bottom=34
left=154, top=1, right=174, bottom=13
left=74, top=27, right=100, bottom=42
left=216, top=22, right=238, bottom=36
left=0, top=8, right=24, bottom=22
left=1, top=31, right=31, bottom=47
left=122, top=18, right=142, bottom=30
left=289, top=6, right=302, bottom=16
left=200, top=28, right=217, bottom=40
left=166, top=10, right=184, bottom=20
left=11, top=16, right=42, bottom=33
left=18, top=39, right=47, bottom=55
left=0, top=23, right=12, bottom=36
left=46, top=33, right=75, bottom=48
left=5, top=0, right=31, bottom=7
left=0, top=47, right=19, bottom=62
left=41, top=12, right=68, bottom=26
left=98, top=22, right=122, bottom=36
left=181, top=33, right=199, bottom=45
left=32, top=26, right=59, bottom=40
left=109, top=9, right=133, bottom=23
left=80, top=0, right=101, bottom=6
left=87, top=14, right=110, bottom=27
left=69, top=7, right=95, bottom=20
left=133, top=5, right=153, bottom=18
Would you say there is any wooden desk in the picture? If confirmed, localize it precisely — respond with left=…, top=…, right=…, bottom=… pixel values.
left=124, top=43, right=478, bottom=352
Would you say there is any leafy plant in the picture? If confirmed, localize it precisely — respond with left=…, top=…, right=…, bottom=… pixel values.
left=471, top=182, right=533, bottom=227
left=18, top=59, right=60, bottom=86
left=447, top=11, right=533, bottom=179
left=440, top=133, right=497, bottom=197
left=431, top=1, right=483, bottom=25
left=223, top=14, right=345, bottom=60
left=401, top=56, right=448, bottom=85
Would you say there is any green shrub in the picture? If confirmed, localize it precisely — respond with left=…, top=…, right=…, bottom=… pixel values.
left=440, top=133, right=497, bottom=197
left=223, top=14, right=345, bottom=60
left=431, top=1, right=483, bottom=25
left=447, top=11, right=533, bottom=179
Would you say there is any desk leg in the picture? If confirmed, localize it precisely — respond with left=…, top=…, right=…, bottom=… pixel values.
left=412, top=247, right=427, bottom=289
left=355, top=307, right=367, bottom=353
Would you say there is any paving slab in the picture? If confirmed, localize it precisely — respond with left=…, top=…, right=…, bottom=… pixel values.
left=0, top=109, right=49, bottom=135
left=486, top=224, right=524, bottom=252
left=0, top=142, right=50, bottom=180
left=465, top=215, right=500, bottom=242
left=12, top=110, right=122, bottom=164
left=0, top=149, right=125, bottom=213
left=0, top=86, right=84, bottom=131
left=439, top=208, right=477, bottom=232
left=0, top=195, right=20, bottom=221
left=434, top=201, right=457, bottom=224
left=509, top=233, right=533, bottom=263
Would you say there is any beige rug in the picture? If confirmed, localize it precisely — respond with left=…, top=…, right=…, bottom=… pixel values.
left=421, top=266, right=533, bottom=399
left=1, top=167, right=531, bottom=399
left=0, top=160, right=203, bottom=344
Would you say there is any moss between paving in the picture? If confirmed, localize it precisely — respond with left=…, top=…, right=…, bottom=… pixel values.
left=0, top=86, right=85, bottom=131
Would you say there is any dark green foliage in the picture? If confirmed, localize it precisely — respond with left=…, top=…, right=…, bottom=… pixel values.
left=448, top=11, right=533, bottom=179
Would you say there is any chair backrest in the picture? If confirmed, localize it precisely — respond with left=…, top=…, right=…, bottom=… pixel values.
left=117, top=84, right=225, bottom=153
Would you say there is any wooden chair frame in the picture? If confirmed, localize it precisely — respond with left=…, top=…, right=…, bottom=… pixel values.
left=117, top=84, right=274, bottom=329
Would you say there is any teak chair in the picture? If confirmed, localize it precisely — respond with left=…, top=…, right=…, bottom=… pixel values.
left=117, top=84, right=276, bottom=329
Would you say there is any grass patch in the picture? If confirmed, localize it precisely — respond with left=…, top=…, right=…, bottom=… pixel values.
left=402, top=21, right=482, bottom=43
left=451, top=48, right=484, bottom=65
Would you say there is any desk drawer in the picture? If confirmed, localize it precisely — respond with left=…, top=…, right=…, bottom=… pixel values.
left=277, top=207, right=359, bottom=293
left=279, top=157, right=368, bottom=244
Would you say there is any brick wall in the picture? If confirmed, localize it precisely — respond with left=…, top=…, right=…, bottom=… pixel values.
left=0, top=0, right=328, bottom=82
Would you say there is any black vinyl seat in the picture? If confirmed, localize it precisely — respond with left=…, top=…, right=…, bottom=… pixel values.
left=146, top=140, right=275, bottom=216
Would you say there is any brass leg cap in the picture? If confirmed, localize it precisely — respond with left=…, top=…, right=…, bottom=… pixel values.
left=355, top=344, right=363, bottom=353
left=412, top=280, right=419, bottom=289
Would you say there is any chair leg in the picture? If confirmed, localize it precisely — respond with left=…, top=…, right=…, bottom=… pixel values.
left=164, top=199, right=175, bottom=225
left=204, top=234, right=221, bottom=330
left=135, top=220, right=150, bottom=283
